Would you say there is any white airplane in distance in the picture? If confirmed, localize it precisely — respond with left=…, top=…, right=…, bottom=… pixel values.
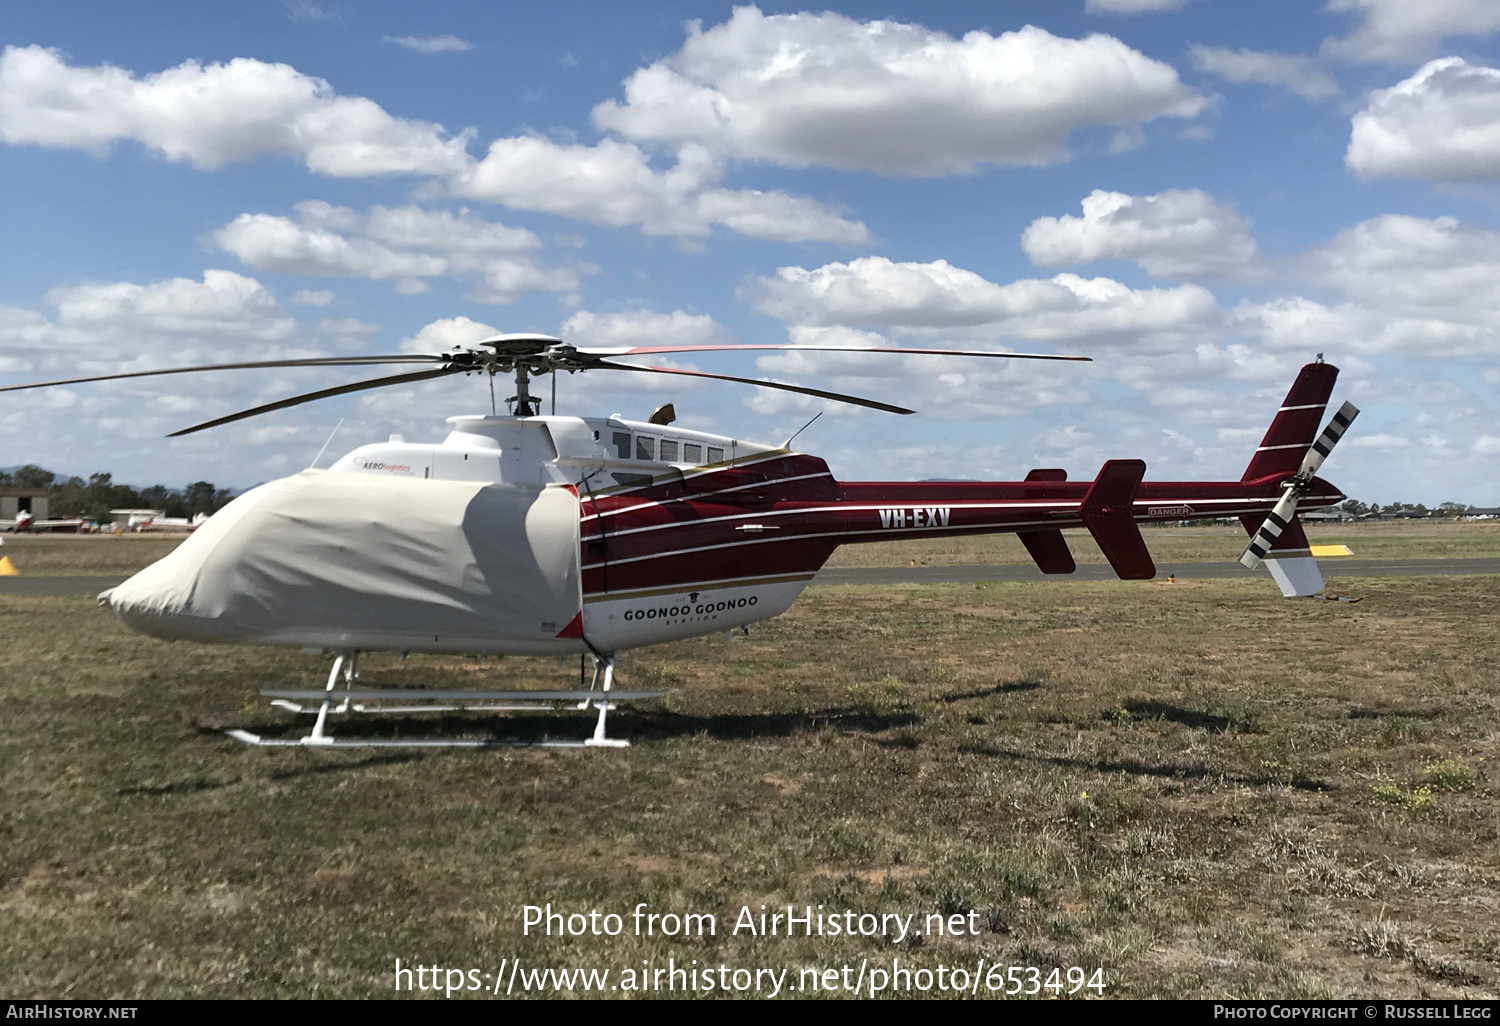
left=1, top=509, right=87, bottom=533
left=109, top=509, right=211, bottom=533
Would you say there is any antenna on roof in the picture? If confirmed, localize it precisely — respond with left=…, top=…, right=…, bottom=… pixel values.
left=308, top=418, right=345, bottom=470
left=782, top=412, right=823, bottom=450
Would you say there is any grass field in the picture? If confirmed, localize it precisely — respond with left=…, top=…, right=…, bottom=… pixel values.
left=1, top=530, right=1498, bottom=999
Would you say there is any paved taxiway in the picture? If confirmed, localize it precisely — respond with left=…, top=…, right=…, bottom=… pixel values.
left=812, top=557, right=1500, bottom=586
left=4, top=558, right=1500, bottom=597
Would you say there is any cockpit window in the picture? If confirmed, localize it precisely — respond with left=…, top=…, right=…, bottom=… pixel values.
left=636, top=436, right=655, bottom=461
left=659, top=439, right=678, bottom=462
left=612, top=431, right=631, bottom=459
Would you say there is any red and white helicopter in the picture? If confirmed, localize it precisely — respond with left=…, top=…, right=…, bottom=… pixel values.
left=3, top=335, right=1356, bottom=748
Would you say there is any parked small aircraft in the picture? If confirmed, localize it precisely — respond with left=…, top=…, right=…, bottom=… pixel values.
left=1, top=509, right=86, bottom=533
left=109, top=509, right=210, bottom=533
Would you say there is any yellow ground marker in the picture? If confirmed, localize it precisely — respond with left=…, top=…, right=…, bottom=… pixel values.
left=1310, top=544, right=1353, bottom=557
left=0, top=555, right=17, bottom=575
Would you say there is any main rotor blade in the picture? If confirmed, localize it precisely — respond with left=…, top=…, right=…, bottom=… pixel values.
left=576, top=344, right=1090, bottom=362
left=0, top=355, right=447, bottom=394
left=592, top=360, right=916, bottom=415
left=166, top=366, right=465, bottom=437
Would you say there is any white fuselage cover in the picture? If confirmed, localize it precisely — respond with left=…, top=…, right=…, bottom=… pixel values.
left=106, top=470, right=583, bottom=654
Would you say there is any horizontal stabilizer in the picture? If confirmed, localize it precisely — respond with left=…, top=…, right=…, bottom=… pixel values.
left=1079, top=459, right=1155, bottom=580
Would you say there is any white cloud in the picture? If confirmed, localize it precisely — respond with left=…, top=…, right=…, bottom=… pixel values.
left=289, top=289, right=335, bottom=306
left=282, top=1, right=338, bottom=25
left=315, top=317, right=376, bottom=336
left=590, top=7, right=1208, bottom=175
left=1347, top=58, right=1500, bottom=181
left=0, top=42, right=869, bottom=246
left=0, top=270, right=328, bottom=437
left=1350, top=433, right=1409, bottom=448
left=1234, top=214, right=1500, bottom=358
left=1324, top=0, right=1500, bottom=62
left=385, top=35, right=472, bottom=54
left=1474, top=434, right=1500, bottom=454
left=214, top=201, right=581, bottom=303
left=739, top=256, right=1220, bottom=345
left=1086, top=0, right=1192, bottom=13
left=449, top=137, right=868, bottom=244
left=560, top=309, right=727, bottom=347
left=1188, top=46, right=1338, bottom=100
left=398, top=316, right=500, bottom=355
left=0, top=45, right=473, bottom=178
left=47, top=269, right=294, bottom=343
left=1306, top=214, right=1500, bottom=314
left=1021, top=189, right=1262, bottom=279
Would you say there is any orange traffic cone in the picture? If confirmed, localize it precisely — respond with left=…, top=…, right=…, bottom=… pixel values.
left=0, top=555, right=17, bottom=576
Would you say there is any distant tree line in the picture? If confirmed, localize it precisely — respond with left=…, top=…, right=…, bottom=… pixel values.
left=1338, top=500, right=1481, bottom=518
left=0, top=465, right=235, bottom=522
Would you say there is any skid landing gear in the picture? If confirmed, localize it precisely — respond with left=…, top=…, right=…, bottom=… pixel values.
left=226, top=650, right=657, bottom=749
left=585, top=652, right=628, bottom=748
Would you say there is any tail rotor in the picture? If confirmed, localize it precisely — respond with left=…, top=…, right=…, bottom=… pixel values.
left=1239, top=400, right=1359, bottom=570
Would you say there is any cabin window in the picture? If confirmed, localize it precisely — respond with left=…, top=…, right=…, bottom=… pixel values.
left=683, top=442, right=702, bottom=463
left=636, top=436, right=655, bottom=461
left=612, top=431, right=631, bottom=459
left=707, top=446, right=724, bottom=463
left=659, top=439, right=678, bottom=462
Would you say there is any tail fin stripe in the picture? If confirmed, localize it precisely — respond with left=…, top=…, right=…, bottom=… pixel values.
left=1257, top=443, right=1307, bottom=452
left=1279, top=403, right=1328, bottom=411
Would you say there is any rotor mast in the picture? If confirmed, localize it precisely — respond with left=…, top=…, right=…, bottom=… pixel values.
left=506, top=362, right=539, bottom=417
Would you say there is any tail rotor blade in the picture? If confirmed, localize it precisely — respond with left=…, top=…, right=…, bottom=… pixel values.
left=1239, top=488, right=1301, bottom=570
left=1298, top=401, right=1359, bottom=478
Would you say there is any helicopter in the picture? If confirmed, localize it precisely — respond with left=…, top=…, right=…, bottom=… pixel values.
left=1, top=335, right=1356, bottom=748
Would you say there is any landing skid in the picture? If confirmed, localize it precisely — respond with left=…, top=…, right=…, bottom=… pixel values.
left=226, top=651, right=653, bottom=749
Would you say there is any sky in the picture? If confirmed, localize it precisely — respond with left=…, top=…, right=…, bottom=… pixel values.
left=4, top=0, right=1500, bottom=503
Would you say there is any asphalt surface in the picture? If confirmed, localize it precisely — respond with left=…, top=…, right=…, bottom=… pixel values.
left=0, top=575, right=129, bottom=596
left=812, top=557, right=1500, bottom=586
left=4, top=558, right=1500, bottom=597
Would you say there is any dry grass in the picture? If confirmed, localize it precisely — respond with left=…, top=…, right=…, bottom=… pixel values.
left=0, top=535, right=184, bottom=574
left=1, top=526, right=1498, bottom=998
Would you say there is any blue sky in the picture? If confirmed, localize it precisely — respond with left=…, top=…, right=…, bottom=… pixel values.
left=4, top=0, right=1500, bottom=503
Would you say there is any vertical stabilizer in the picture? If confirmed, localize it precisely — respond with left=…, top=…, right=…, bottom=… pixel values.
left=1242, top=361, right=1339, bottom=482
left=1018, top=468, right=1076, bottom=573
left=1079, top=460, right=1154, bottom=580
